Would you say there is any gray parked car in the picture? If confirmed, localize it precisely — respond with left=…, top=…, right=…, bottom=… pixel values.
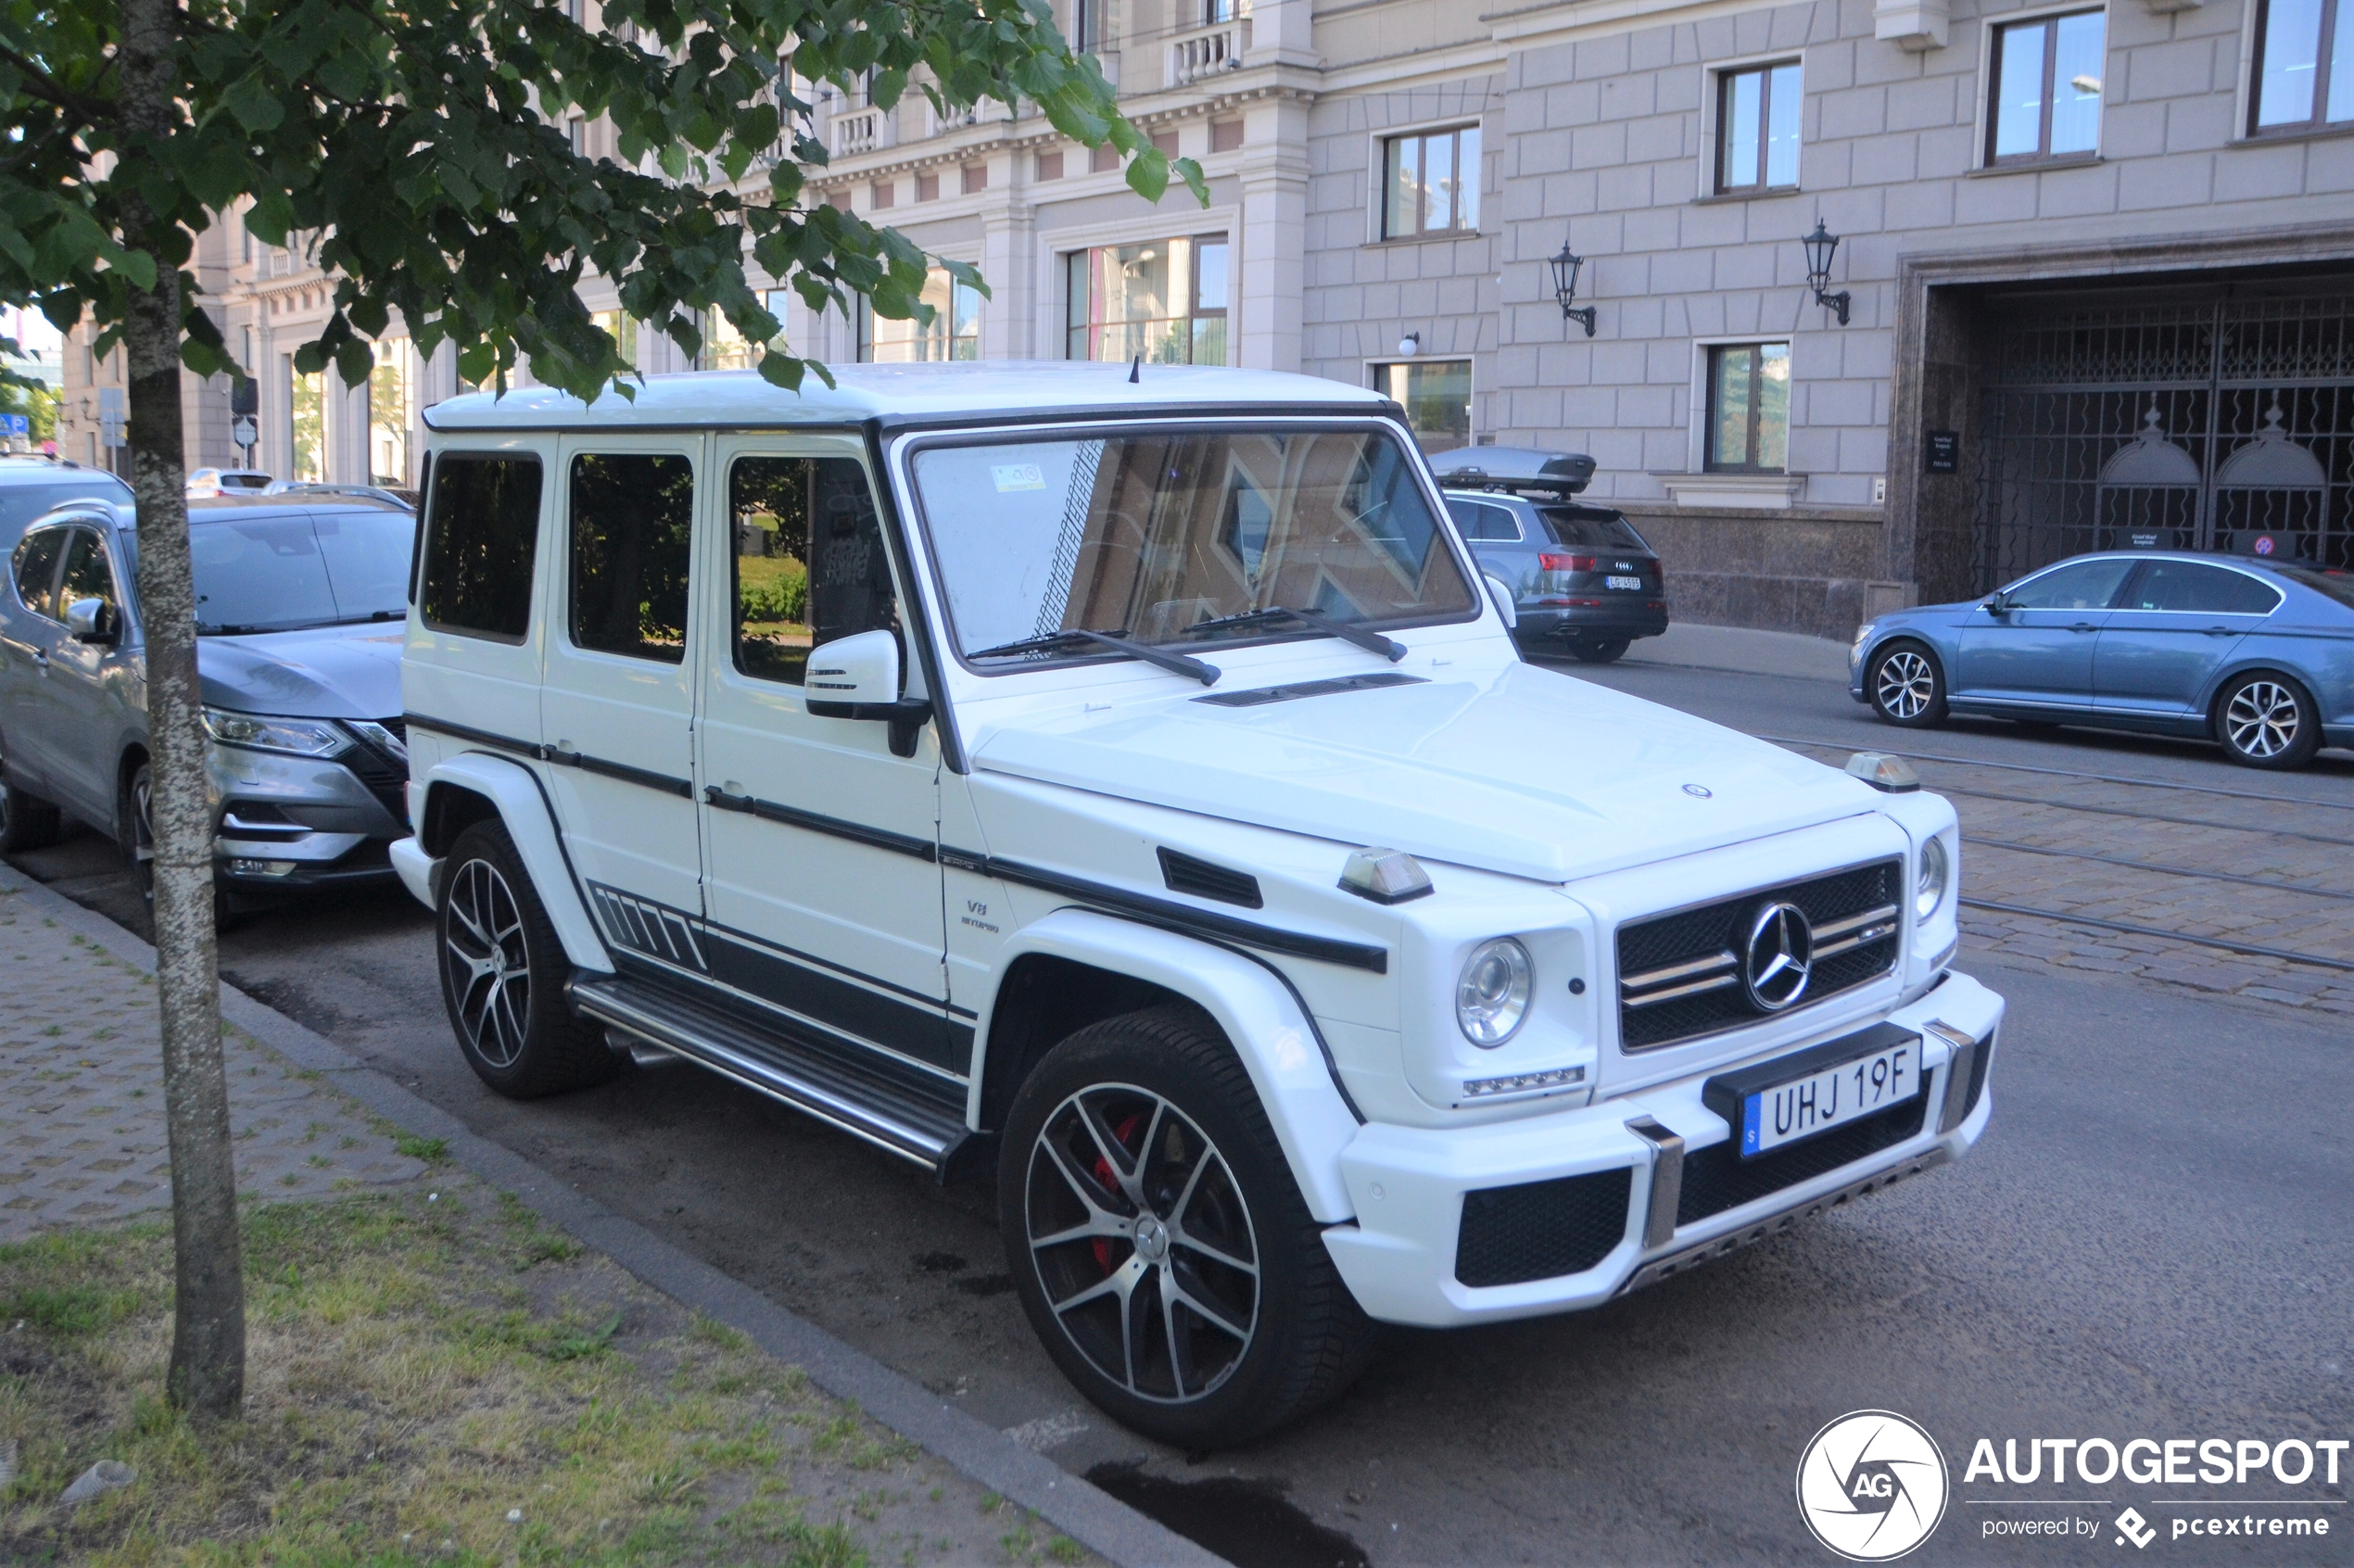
left=0, top=490, right=415, bottom=910
left=1434, top=449, right=1669, bottom=664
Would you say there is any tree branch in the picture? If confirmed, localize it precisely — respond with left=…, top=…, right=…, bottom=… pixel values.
left=0, top=41, right=117, bottom=127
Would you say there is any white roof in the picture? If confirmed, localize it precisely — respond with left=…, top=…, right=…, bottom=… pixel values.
left=423, top=360, right=1393, bottom=432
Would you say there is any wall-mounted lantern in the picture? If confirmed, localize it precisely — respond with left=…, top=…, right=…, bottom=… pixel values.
left=1550, top=231, right=1597, bottom=337
left=1802, top=220, right=1852, bottom=325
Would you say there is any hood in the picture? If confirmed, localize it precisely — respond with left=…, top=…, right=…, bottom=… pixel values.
left=972, top=662, right=1881, bottom=883
left=196, top=624, right=405, bottom=719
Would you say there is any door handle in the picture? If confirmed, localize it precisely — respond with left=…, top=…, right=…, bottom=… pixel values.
left=2069, top=622, right=2098, bottom=633
left=2203, top=626, right=2236, bottom=637
left=702, top=785, right=755, bottom=813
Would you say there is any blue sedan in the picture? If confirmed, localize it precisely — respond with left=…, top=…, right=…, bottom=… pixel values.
left=1850, top=551, right=2354, bottom=770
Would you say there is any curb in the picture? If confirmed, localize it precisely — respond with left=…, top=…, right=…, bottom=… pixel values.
left=0, top=867, right=1227, bottom=1568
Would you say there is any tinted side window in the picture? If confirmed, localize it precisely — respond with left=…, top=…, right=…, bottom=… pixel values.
left=2125, top=561, right=2282, bottom=615
left=569, top=454, right=694, bottom=664
left=57, top=529, right=117, bottom=619
left=11, top=526, right=68, bottom=619
left=422, top=456, right=542, bottom=643
left=2006, top=557, right=2135, bottom=611
left=1446, top=499, right=1521, bottom=541
left=728, top=456, right=898, bottom=687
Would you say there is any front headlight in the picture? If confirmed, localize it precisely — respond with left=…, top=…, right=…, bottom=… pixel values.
left=201, top=707, right=349, bottom=757
left=1914, top=835, right=1951, bottom=921
left=1851, top=622, right=1877, bottom=666
left=1457, top=938, right=1534, bottom=1047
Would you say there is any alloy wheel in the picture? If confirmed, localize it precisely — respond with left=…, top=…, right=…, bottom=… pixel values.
left=1876, top=650, right=1935, bottom=720
left=2224, top=680, right=2300, bottom=759
left=1024, top=1083, right=1260, bottom=1405
left=443, top=857, right=532, bottom=1069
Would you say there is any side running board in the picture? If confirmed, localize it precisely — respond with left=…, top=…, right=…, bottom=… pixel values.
left=566, top=974, right=969, bottom=1172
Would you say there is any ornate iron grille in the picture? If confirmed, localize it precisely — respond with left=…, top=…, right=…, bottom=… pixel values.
left=1977, top=290, right=2354, bottom=589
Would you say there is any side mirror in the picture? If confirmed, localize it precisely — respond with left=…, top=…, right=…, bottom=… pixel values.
left=65, top=597, right=117, bottom=645
left=804, top=628, right=933, bottom=758
left=1982, top=591, right=2012, bottom=616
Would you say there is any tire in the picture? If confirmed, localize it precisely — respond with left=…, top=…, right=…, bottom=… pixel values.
left=2213, top=671, right=2322, bottom=770
left=126, top=761, right=242, bottom=930
left=437, top=819, right=616, bottom=1097
left=1867, top=639, right=1948, bottom=727
left=1000, top=1005, right=1377, bottom=1448
left=0, top=730, right=63, bottom=854
left=1570, top=639, right=1630, bottom=664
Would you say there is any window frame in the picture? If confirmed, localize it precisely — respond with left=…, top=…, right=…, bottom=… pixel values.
left=1368, top=357, right=1475, bottom=454
left=1713, top=59, right=1803, bottom=196
left=1702, top=342, right=1792, bottom=474
left=10, top=524, right=70, bottom=622
left=1983, top=7, right=2107, bottom=167
left=2248, top=0, right=2353, bottom=134
left=1062, top=234, right=1231, bottom=365
left=1377, top=123, right=1483, bottom=241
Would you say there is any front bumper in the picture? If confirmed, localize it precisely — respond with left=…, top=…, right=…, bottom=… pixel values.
left=1321, top=969, right=2003, bottom=1327
left=207, top=740, right=406, bottom=889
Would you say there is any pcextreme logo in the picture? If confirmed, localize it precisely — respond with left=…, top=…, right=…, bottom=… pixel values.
left=1797, top=1410, right=1953, bottom=1562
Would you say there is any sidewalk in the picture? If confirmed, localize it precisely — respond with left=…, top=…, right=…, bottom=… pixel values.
left=1624, top=621, right=1852, bottom=682
left=0, top=866, right=425, bottom=1237
left=0, top=861, right=1222, bottom=1568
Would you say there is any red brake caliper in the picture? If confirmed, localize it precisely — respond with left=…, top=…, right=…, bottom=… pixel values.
left=1090, top=1113, right=1145, bottom=1274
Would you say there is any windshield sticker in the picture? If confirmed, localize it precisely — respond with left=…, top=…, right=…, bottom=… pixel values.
left=991, top=463, right=1045, bottom=492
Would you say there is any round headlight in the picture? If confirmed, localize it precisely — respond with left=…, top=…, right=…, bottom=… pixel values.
left=1915, top=835, right=1951, bottom=921
left=1457, top=938, right=1534, bottom=1047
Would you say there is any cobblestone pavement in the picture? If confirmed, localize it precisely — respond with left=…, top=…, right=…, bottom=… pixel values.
left=1779, top=738, right=2354, bottom=1018
left=0, top=866, right=426, bottom=1240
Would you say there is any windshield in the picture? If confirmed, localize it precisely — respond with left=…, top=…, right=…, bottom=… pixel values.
left=911, top=427, right=1476, bottom=663
left=2275, top=563, right=2354, bottom=610
left=189, top=509, right=414, bottom=634
left=1538, top=506, right=1650, bottom=550
left=0, top=476, right=132, bottom=535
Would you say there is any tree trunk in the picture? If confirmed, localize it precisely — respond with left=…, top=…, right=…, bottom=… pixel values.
left=118, top=0, right=246, bottom=1421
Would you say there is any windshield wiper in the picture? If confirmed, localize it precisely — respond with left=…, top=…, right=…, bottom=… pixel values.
left=1177, top=606, right=1406, bottom=663
left=968, top=627, right=1221, bottom=687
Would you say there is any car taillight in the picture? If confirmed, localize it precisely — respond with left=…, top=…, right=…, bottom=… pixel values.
left=1539, top=552, right=1600, bottom=573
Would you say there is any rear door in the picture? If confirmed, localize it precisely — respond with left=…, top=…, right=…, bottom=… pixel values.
left=538, top=437, right=706, bottom=928
left=1953, top=556, right=2138, bottom=707
left=1, top=524, right=70, bottom=792
left=2093, top=560, right=2282, bottom=716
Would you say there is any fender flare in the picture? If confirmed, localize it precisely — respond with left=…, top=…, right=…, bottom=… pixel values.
left=974, top=907, right=1361, bottom=1222
left=418, top=752, right=614, bottom=974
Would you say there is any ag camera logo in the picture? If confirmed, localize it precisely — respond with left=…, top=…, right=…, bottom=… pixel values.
left=1797, top=1410, right=1951, bottom=1562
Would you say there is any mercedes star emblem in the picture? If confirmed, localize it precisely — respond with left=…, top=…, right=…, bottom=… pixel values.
left=1742, top=901, right=1815, bottom=1011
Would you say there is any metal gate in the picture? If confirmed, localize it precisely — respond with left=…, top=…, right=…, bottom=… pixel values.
left=1976, top=289, right=2354, bottom=592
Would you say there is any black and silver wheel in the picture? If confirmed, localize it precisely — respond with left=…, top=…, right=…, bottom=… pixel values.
left=0, top=729, right=63, bottom=854
left=1570, top=638, right=1630, bottom=664
left=437, top=819, right=614, bottom=1097
left=1867, top=639, right=1947, bottom=727
left=2214, top=671, right=2321, bottom=770
left=1001, top=1006, right=1375, bottom=1448
left=126, top=760, right=241, bottom=929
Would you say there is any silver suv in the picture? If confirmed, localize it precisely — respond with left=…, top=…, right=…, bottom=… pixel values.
left=0, top=491, right=416, bottom=911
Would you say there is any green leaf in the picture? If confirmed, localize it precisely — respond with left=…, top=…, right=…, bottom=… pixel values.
left=224, top=74, right=285, bottom=133
left=1125, top=147, right=1169, bottom=204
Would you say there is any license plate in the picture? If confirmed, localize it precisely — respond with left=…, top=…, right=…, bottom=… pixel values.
left=1740, top=1042, right=1917, bottom=1157
left=1606, top=575, right=1644, bottom=590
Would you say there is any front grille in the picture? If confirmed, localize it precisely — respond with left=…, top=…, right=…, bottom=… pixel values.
left=380, top=715, right=407, bottom=745
left=1454, top=1166, right=1633, bottom=1287
left=1677, top=1091, right=1928, bottom=1226
left=1615, top=859, right=1901, bottom=1052
left=340, top=740, right=410, bottom=827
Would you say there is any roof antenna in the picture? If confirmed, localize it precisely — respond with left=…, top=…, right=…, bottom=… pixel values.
left=1128, top=353, right=1142, bottom=385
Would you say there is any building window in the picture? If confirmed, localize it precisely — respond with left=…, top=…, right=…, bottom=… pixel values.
left=368, top=338, right=416, bottom=487
left=1705, top=344, right=1791, bottom=473
left=287, top=358, right=324, bottom=483
left=591, top=309, right=639, bottom=367
left=1381, top=125, right=1480, bottom=239
left=858, top=269, right=981, bottom=361
left=1065, top=235, right=1229, bottom=365
left=1070, top=0, right=1094, bottom=52
left=1986, top=10, right=2105, bottom=163
left=1372, top=360, right=1472, bottom=453
left=1715, top=62, right=1802, bottom=193
left=2253, top=0, right=2354, bottom=132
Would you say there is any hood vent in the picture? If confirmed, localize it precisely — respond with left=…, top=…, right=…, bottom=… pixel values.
left=1157, top=847, right=1264, bottom=909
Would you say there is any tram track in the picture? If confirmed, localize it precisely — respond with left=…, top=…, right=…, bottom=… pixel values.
left=1755, top=734, right=2354, bottom=976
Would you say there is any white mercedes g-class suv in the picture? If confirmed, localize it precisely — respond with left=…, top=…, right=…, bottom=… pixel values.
left=391, top=362, right=2001, bottom=1448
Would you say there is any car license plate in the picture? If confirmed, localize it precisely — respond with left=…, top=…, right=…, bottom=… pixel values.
left=1740, top=1041, right=1917, bottom=1157
left=1606, top=575, right=1644, bottom=590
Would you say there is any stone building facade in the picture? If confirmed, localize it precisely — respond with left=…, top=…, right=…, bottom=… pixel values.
left=60, top=0, right=2354, bottom=637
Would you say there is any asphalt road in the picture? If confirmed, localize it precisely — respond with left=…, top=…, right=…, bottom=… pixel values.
left=11, top=653, right=2350, bottom=1566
